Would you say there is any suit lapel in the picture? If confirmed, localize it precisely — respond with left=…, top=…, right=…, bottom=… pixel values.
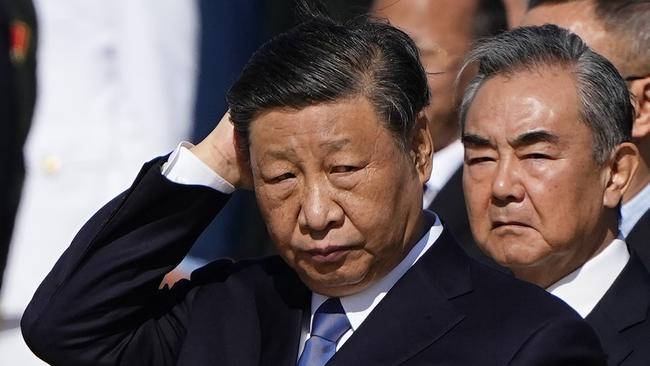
left=258, top=259, right=311, bottom=366
left=328, top=229, right=472, bottom=366
left=586, top=255, right=650, bottom=365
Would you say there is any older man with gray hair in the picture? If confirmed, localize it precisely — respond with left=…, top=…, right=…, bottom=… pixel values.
left=461, top=24, right=649, bottom=365
left=523, top=0, right=650, bottom=269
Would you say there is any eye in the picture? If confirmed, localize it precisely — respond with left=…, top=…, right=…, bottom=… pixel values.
left=269, top=172, right=295, bottom=184
left=330, top=165, right=358, bottom=174
left=466, top=156, right=494, bottom=165
left=524, top=153, right=551, bottom=160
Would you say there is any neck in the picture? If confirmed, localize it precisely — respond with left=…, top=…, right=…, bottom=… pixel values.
left=624, top=138, right=650, bottom=203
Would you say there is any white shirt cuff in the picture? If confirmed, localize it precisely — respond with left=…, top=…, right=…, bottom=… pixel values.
left=161, top=141, right=235, bottom=194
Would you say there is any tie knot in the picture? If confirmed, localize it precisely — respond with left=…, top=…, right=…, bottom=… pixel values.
left=311, top=298, right=350, bottom=343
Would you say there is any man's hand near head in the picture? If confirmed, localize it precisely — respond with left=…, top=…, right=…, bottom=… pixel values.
left=190, top=111, right=253, bottom=190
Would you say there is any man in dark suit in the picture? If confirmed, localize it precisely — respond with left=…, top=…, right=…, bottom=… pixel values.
left=371, top=0, right=506, bottom=267
left=460, top=24, right=648, bottom=365
left=523, top=0, right=650, bottom=269
left=22, top=8, right=605, bottom=365
left=0, top=0, right=36, bottom=298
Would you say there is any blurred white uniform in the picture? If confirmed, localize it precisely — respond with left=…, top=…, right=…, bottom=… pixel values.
left=1, top=0, right=199, bottom=320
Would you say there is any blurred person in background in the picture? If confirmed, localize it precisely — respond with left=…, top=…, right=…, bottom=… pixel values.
left=502, top=0, right=527, bottom=27
left=523, top=0, right=650, bottom=271
left=0, top=0, right=199, bottom=360
left=0, top=0, right=36, bottom=315
left=371, top=0, right=507, bottom=267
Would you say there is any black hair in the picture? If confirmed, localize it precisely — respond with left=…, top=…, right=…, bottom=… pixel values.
left=227, top=2, right=429, bottom=152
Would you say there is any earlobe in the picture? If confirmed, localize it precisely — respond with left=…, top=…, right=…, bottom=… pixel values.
left=603, top=142, right=639, bottom=208
left=630, top=77, right=650, bottom=138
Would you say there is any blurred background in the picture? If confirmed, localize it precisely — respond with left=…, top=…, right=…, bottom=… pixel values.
left=0, top=0, right=525, bottom=363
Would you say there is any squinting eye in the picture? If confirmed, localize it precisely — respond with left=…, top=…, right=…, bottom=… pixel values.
left=331, top=166, right=358, bottom=174
left=466, top=157, right=493, bottom=165
left=269, top=172, right=295, bottom=183
left=524, top=153, right=550, bottom=160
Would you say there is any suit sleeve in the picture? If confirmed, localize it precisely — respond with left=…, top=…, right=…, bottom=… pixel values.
left=508, top=317, right=607, bottom=366
left=21, top=157, right=232, bottom=366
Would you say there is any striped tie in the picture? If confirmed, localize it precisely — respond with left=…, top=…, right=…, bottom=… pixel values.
left=297, top=298, right=351, bottom=366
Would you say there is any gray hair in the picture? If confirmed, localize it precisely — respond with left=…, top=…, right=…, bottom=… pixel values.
left=458, top=24, right=634, bottom=163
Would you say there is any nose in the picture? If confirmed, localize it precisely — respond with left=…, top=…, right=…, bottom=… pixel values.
left=491, top=158, right=525, bottom=205
left=298, top=179, right=344, bottom=233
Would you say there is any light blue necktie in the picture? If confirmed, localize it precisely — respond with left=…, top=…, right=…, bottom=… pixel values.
left=297, top=298, right=351, bottom=366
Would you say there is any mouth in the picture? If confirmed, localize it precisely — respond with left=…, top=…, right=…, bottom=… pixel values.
left=491, top=221, right=531, bottom=230
left=305, top=245, right=357, bottom=264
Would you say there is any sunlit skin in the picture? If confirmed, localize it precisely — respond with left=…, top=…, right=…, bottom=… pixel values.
left=372, top=0, right=478, bottom=151
left=242, top=97, right=432, bottom=297
left=522, top=1, right=650, bottom=202
left=462, top=68, right=637, bottom=288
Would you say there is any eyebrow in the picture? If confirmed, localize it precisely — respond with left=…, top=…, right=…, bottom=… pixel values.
left=263, top=138, right=352, bottom=161
left=319, top=138, right=352, bottom=151
left=461, top=133, right=494, bottom=148
left=265, top=148, right=298, bottom=161
left=462, top=130, right=560, bottom=149
left=510, top=130, right=560, bottom=148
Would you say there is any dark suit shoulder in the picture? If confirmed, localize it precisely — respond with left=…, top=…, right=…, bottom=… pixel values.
left=587, top=255, right=650, bottom=365
left=462, top=259, right=587, bottom=331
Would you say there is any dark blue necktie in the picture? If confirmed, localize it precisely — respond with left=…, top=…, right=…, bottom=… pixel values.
left=297, top=298, right=351, bottom=366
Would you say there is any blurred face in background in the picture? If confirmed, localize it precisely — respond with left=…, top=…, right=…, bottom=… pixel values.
left=372, top=0, right=478, bottom=151
left=522, top=1, right=626, bottom=73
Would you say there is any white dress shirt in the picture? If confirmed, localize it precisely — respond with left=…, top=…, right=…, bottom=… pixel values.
left=422, top=139, right=464, bottom=208
left=546, top=238, right=630, bottom=318
left=620, top=182, right=650, bottom=238
left=161, top=142, right=445, bottom=357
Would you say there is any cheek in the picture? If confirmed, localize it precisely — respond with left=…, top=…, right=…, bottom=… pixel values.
left=463, top=173, right=492, bottom=232
left=255, top=188, right=300, bottom=245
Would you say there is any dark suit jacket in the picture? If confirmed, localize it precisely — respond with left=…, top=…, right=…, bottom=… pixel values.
left=626, top=209, right=650, bottom=270
left=586, top=254, right=650, bottom=365
left=22, top=158, right=606, bottom=366
left=428, top=167, right=502, bottom=269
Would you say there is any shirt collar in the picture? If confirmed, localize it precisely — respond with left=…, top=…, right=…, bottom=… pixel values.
left=311, top=211, right=443, bottom=331
left=546, top=238, right=630, bottom=318
left=620, top=182, right=650, bottom=237
left=423, top=139, right=464, bottom=208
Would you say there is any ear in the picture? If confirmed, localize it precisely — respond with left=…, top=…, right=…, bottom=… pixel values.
left=603, top=142, right=639, bottom=208
left=629, top=76, right=650, bottom=139
left=410, top=111, right=434, bottom=184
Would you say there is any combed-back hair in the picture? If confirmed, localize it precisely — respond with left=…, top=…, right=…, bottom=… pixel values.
left=527, top=0, right=650, bottom=76
left=458, top=24, right=634, bottom=163
left=227, top=1, right=430, bottom=152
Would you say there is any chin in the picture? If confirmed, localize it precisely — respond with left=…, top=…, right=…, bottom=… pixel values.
left=302, top=269, right=371, bottom=297
left=483, top=240, right=548, bottom=269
